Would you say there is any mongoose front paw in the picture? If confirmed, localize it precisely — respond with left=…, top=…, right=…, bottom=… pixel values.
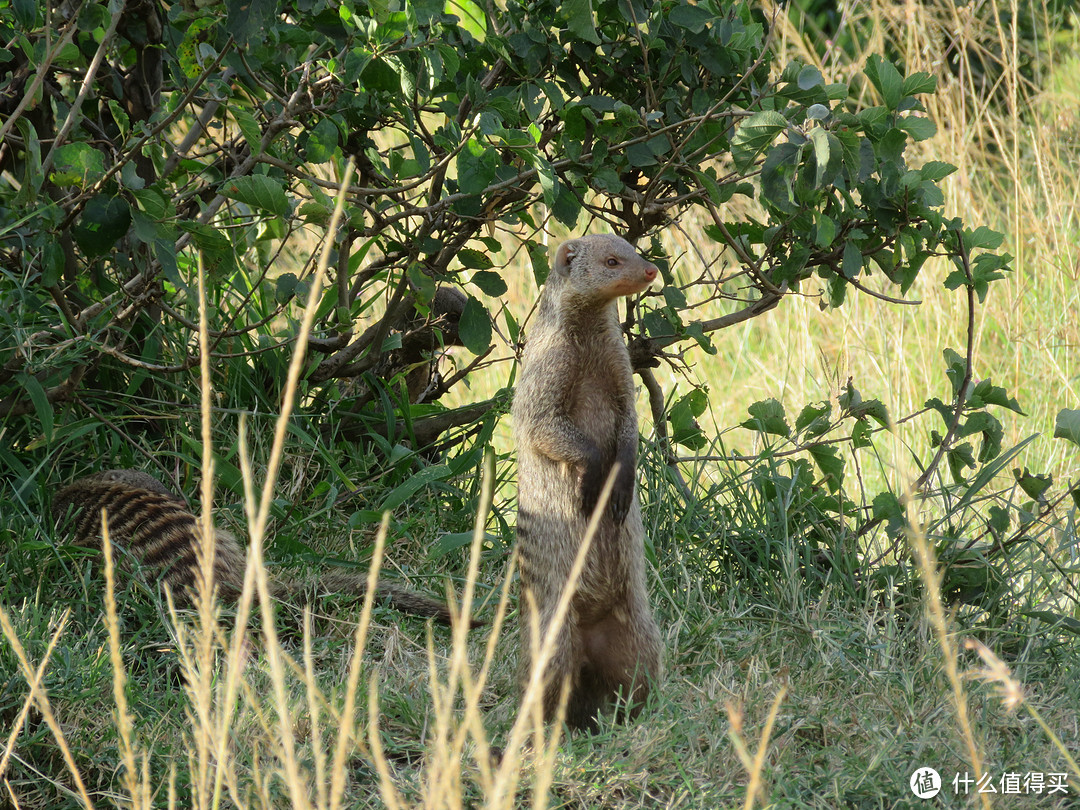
left=609, top=464, right=634, bottom=524
left=579, top=455, right=606, bottom=518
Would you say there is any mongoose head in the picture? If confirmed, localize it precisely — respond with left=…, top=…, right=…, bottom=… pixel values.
left=552, top=234, right=658, bottom=304
left=52, top=469, right=186, bottom=525
left=78, top=469, right=182, bottom=498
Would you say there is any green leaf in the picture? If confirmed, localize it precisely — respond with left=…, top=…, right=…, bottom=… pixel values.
left=898, top=115, right=936, bottom=141
left=759, top=141, right=801, bottom=212
left=731, top=111, right=788, bottom=172
left=851, top=418, right=873, bottom=449
left=1013, top=467, right=1053, bottom=501
left=809, top=127, right=832, bottom=187
left=1022, top=611, right=1080, bottom=636
left=947, top=442, right=977, bottom=483
left=669, top=390, right=708, bottom=451
left=470, top=270, right=507, bottom=296
left=943, top=268, right=968, bottom=292
left=626, top=142, right=656, bottom=168
left=179, top=220, right=232, bottom=253
left=871, top=491, right=905, bottom=533
left=221, top=175, right=290, bottom=217
left=814, top=213, right=836, bottom=248
left=132, top=187, right=169, bottom=219
left=919, top=160, right=956, bottom=182
left=458, top=247, right=494, bottom=270
left=1054, top=408, right=1080, bottom=450
left=456, top=139, right=497, bottom=194
left=795, top=402, right=831, bottom=437
left=970, top=378, right=1024, bottom=415
left=226, top=0, right=278, bottom=49
left=302, top=118, right=340, bottom=164
left=432, top=531, right=494, bottom=558
left=561, top=0, right=599, bottom=44
left=529, top=242, right=550, bottom=287
left=740, top=398, right=790, bottom=438
left=551, top=183, right=581, bottom=228
left=298, top=201, right=331, bottom=224
left=72, top=195, right=132, bottom=257
left=234, top=108, right=263, bottom=153
left=808, top=444, right=843, bottom=492
left=828, top=273, right=847, bottom=308
left=380, top=464, right=453, bottom=511
left=275, top=272, right=303, bottom=304
left=942, top=347, right=967, bottom=398
left=964, top=225, right=1005, bottom=251
left=459, top=295, right=492, bottom=354
left=408, top=263, right=436, bottom=303
left=986, top=504, right=1010, bottom=537
left=593, top=166, right=624, bottom=193
left=445, top=0, right=486, bottom=40
left=668, top=3, right=714, bottom=33
left=50, top=142, right=105, bottom=187
left=901, top=71, right=937, bottom=97
left=684, top=322, right=716, bottom=355
left=865, top=55, right=903, bottom=110
left=962, top=411, right=1003, bottom=463
left=40, top=241, right=64, bottom=286
left=856, top=106, right=889, bottom=133
left=18, top=373, right=53, bottom=441
left=177, top=17, right=218, bottom=79
left=797, top=65, right=824, bottom=90
left=13, top=0, right=37, bottom=28
left=842, top=240, right=863, bottom=279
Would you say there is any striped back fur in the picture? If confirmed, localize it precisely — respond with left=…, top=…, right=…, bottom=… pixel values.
left=51, top=469, right=473, bottom=625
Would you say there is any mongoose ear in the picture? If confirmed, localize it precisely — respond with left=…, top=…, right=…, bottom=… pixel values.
left=555, top=240, right=578, bottom=276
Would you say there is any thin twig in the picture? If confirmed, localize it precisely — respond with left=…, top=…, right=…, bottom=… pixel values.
left=913, top=230, right=976, bottom=493
left=40, top=1, right=129, bottom=179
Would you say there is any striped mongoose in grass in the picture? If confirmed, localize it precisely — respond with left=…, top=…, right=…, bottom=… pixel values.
left=52, top=469, right=470, bottom=624
left=513, top=233, right=663, bottom=730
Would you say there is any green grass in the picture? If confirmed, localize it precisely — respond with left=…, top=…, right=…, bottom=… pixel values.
left=4, top=1, right=1080, bottom=807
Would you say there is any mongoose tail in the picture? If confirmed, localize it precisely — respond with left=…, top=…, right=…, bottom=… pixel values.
left=52, top=470, right=478, bottom=626
left=514, top=234, right=663, bottom=731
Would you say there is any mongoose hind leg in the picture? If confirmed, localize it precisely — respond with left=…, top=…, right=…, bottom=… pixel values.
left=519, top=601, right=585, bottom=725
left=570, top=606, right=661, bottom=730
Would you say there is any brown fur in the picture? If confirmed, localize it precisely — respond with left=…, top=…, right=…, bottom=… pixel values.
left=52, top=469, right=472, bottom=624
left=513, top=234, right=663, bottom=730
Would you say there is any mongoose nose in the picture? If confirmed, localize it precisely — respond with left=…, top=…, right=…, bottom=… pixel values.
left=644, top=264, right=657, bottom=282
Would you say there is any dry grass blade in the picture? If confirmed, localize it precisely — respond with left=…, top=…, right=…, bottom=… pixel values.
left=367, top=674, right=405, bottom=810
left=0, top=608, right=71, bottom=781
left=239, top=159, right=358, bottom=810
left=724, top=684, right=787, bottom=810
left=329, top=513, right=389, bottom=810
left=905, top=504, right=990, bottom=809
left=101, top=513, right=143, bottom=808
left=489, top=465, right=620, bottom=808
left=0, top=606, right=95, bottom=809
left=965, top=638, right=1080, bottom=782
left=194, top=246, right=224, bottom=810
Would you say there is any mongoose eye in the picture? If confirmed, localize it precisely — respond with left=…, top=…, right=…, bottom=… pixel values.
left=605, top=257, right=620, bottom=267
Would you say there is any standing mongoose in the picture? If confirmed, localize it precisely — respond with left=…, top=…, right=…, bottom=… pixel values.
left=513, top=233, right=663, bottom=730
left=52, top=468, right=471, bottom=624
